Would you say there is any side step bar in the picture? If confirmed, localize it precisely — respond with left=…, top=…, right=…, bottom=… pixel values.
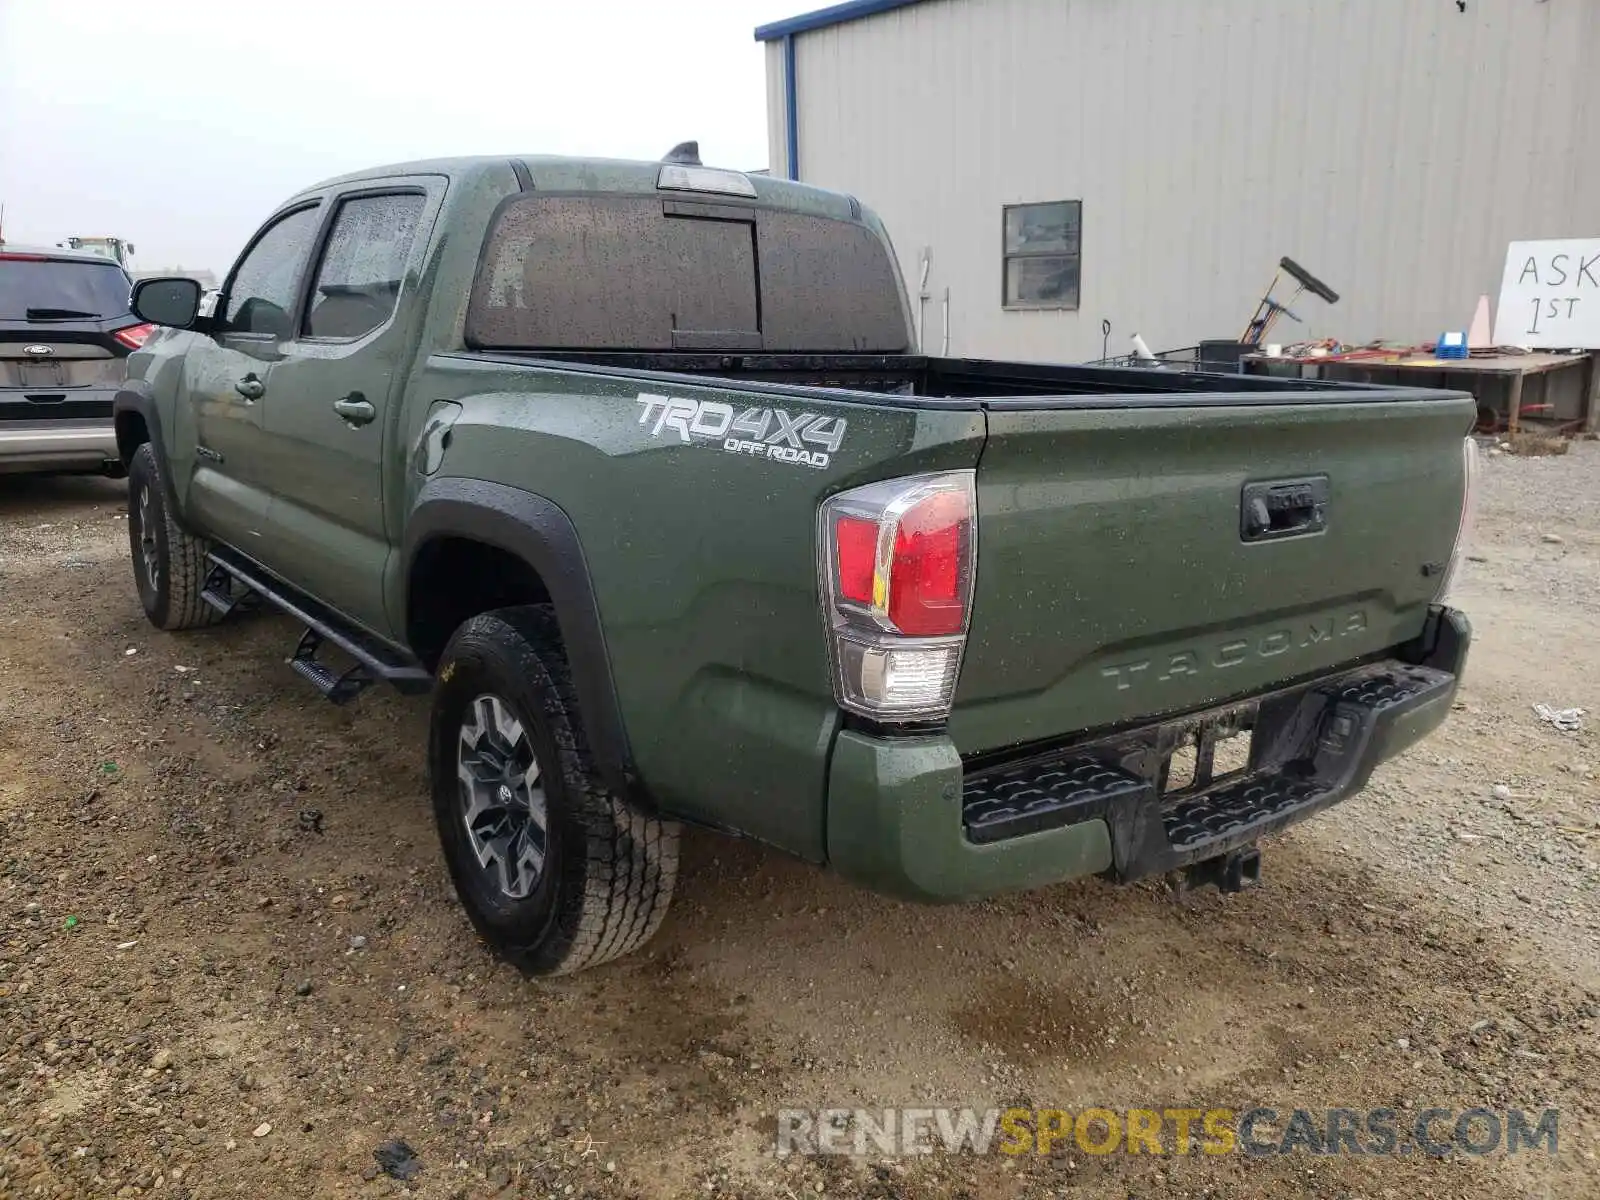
left=201, top=563, right=254, bottom=618
left=290, top=629, right=375, bottom=705
left=202, top=550, right=432, bottom=704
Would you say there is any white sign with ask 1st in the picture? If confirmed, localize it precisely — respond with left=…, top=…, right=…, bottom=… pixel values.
left=1493, top=238, right=1600, bottom=349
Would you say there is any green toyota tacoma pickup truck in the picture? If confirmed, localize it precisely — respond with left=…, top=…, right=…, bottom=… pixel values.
left=113, top=148, right=1476, bottom=975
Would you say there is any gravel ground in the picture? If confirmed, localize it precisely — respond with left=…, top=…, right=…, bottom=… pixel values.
left=1, top=444, right=1597, bottom=1200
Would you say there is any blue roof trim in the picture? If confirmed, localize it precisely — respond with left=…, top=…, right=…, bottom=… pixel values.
left=783, top=34, right=800, bottom=179
left=754, top=0, right=926, bottom=41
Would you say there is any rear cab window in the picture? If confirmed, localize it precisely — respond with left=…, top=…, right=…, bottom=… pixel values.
left=465, top=194, right=910, bottom=353
left=0, top=256, right=132, bottom=321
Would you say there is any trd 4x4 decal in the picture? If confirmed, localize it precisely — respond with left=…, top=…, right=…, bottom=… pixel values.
left=636, top=392, right=846, bottom=470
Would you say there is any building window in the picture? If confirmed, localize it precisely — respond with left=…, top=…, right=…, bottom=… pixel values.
left=1002, top=201, right=1081, bottom=310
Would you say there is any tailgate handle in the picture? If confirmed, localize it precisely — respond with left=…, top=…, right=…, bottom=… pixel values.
left=1241, top=476, right=1329, bottom=542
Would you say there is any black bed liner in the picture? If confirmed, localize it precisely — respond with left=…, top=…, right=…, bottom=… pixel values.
left=449, top=350, right=1461, bottom=410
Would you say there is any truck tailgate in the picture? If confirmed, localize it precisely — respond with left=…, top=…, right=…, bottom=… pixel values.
left=950, top=392, right=1475, bottom=755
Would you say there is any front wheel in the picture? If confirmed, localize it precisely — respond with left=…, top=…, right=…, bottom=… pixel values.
left=429, top=605, right=680, bottom=975
left=126, top=443, right=222, bottom=632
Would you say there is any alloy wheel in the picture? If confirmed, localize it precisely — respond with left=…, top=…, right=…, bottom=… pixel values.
left=457, top=693, right=548, bottom=899
left=137, top=485, right=160, bottom=593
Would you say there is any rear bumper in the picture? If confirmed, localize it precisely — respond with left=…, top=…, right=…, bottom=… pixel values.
left=825, top=606, right=1470, bottom=901
left=0, top=420, right=120, bottom=473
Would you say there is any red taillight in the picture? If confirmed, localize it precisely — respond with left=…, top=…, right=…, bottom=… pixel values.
left=0, top=252, right=49, bottom=261
left=888, top=491, right=968, bottom=636
left=835, top=516, right=878, bottom=605
left=818, top=471, right=977, bottom=721
left=112, top=323, right=155, bottom=350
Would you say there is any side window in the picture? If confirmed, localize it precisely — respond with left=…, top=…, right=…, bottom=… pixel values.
left=224, top=206, right=322, bottom=337
left=302, top=193, right=426, bottom=340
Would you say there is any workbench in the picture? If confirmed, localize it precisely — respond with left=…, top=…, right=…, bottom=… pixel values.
left=1247, top=351, right=1599, bottom=434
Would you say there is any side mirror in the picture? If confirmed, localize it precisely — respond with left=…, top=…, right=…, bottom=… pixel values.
left=131, top=277, right=203, bottom=329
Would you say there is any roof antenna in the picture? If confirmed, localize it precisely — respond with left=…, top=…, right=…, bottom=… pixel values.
left=662, top=141, right=701, bottom=166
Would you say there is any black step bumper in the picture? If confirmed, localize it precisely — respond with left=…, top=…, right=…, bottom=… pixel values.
left=960, top=606, right=1470, bottom=882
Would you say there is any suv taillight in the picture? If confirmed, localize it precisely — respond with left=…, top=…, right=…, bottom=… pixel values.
left=112, top=323, right=155, bottom=350
left=818, top=471, right=976, bottom=721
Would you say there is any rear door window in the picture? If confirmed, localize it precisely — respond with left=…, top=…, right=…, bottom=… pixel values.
left=302, top=193, right=426, bottom=340
left=0, top=258, right=131, bottom=320
left=466, top=195, right=909, bottom=353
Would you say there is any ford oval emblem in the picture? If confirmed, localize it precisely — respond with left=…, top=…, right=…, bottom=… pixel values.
left=22, top=344, right=54, bottom=357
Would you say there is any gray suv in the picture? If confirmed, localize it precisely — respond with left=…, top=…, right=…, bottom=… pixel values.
left=1, top=243, right=152, bottom=475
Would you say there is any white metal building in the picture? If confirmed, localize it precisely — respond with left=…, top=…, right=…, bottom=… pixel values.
left=757, top=0, right=1600, bottom=362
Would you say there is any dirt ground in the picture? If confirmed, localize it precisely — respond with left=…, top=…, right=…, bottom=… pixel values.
left=1, top=445, right=1597, bottom=1200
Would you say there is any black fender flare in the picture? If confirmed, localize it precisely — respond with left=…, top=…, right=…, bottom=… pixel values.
left=403, top=478, right=641, bottom=806
left=112, top=383, right=186, bottom=527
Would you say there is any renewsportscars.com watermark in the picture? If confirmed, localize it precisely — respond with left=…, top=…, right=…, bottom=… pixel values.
left=775, top=1107, right=1560, bottom=1158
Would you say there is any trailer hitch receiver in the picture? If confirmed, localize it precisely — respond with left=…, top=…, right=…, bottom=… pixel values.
left=1182, top=845, right=1262, bottom=894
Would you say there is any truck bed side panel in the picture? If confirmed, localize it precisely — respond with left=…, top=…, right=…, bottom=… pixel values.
left=413, top=355, right=986, bottom=857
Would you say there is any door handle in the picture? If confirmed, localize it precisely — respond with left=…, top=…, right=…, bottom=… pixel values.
left=333, top=393, right=377, bottom=427
left=234, top=374, right=265, bottom=401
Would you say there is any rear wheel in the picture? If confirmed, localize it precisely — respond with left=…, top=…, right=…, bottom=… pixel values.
left=429, top=605, right=679, bottom=975
left=126, top=443, right=221, bottom=632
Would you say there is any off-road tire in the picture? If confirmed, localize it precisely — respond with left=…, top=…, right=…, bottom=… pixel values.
left=127, top=443, right=222, bottom=632
left=429, top=605, right=680, bottom=975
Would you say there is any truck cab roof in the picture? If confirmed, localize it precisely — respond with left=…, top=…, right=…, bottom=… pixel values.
left=295, top=155, right=863, bottom=222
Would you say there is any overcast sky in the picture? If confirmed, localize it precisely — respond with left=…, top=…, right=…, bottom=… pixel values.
left=0, top=0, right=789, bottom=273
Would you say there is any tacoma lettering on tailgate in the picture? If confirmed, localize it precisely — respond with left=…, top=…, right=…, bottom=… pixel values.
left=1100, top=611, right=1369, bottom=692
